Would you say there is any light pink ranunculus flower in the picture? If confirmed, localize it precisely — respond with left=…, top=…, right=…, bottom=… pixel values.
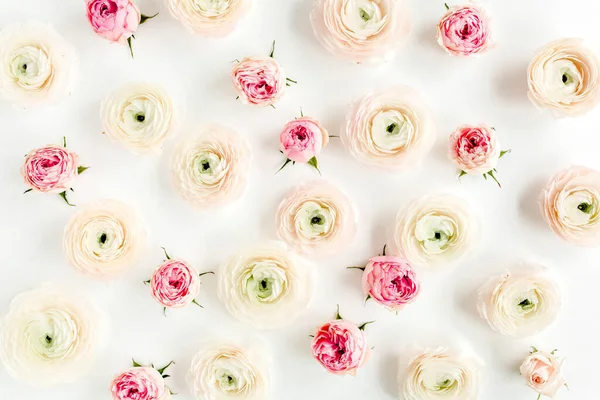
left=111, top=367, right=169, bottom=400
left=150, top=259, right=201, bottom=308
left=437, top=5, right=492, bottom=56
left=86, top=0, right=141, bottom=45
left=231, top=56, right=286, bottom=107
left=22, top=145, right=81, bottom=193
left=520, top=350, right=566, bottom=399
left=362, top=255, right=420, bottom=310
left=448, top=124, right=500, bottom=175
left=312, top=319, right=369, bottom=375
left=280, top=117, right=329, bottom=163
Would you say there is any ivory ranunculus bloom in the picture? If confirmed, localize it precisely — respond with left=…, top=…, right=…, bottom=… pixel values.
left=540, top=166, right=600, bottom=246
left=436, top=5, right=492, bottom=57
left=166, top=0, right=251, bottom=36
left=528, top=38, right=600, bottom=117
left=171, top=125, right=250, bottom=208
left=0, top=21, right=77, bottom=106
left=310, top=0, right=411, bottom=63
left=188, top=342, right=269, bottom=400
left=520, top=349, right=566, bottom=399
left=394, top=195, right=477, bottom=268
left=231, top=57, right=286, bottom=107
left=63, top=199, right=147, bottom=279
left=217, top=242, right=315, bottom=329
left=101, top=83, right=177, bottom=155
left=0, top=285, right=101, bottom=386
left=276, top=181, right=357, bottom=256
left=477, top=266, right=561, bottom=337
left=342, top=86, right=435, bottom=170
left=401, top=348, right=481, bottom=400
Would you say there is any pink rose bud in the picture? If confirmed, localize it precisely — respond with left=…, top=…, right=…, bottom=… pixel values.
left=437, top=5, right=492, bottom=56
left=111, top=367, right=168, bottom=400
left=22, top=144, right=80, bottom=193
left=150, top=258, right=201, bottom=308
left=520, top=349, right=567, bottom=399
left=280, top=117, right=329, bottom=163
left=86, top=0, right=141, bottom=45
left=231, top=56, right=286, bottom=107
left=311, top=319, right=370, bottom=375
left=362, top=255, right=420, bottom=310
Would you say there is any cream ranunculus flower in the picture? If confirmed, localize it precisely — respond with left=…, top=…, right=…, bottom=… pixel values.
left=342, top=86, right=435, bottom=170
left=400, top=348, right=481, bottom=400
left=310, top=0, right=411, bottom=63
left=540, top=166, right=600, bottom=246
left=63, top=199, right=147, bottom=279
left=528, top=38, right=600, bottom=117
left=188, top=342, right=269, bottom=400
left=218, top=242, right=315, bottom=329
left=394, top=195, right=477, bottom=268
left=0, top=21, right=77, bottom=106
left=477, top=265, right=561, bottom=337
left=276, top=180, right=357, bottom=256
left=0, top=285, right=102, bottom=386
left=101, top=83, right=177, bottom=155
left=171, top=125, right=250, bottom=208
left=165, top=0, right=251, bottom=36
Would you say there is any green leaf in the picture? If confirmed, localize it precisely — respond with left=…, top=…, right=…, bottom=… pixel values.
left=199, top=271, right=215, bottom=277
left=23, top=188, right=33, bottom=194
left=444, top=3, right=450, bottom=10
left=161, top=246, right=171, bottom=260
left=276, top=158, right=292, bottom=174
left=132, top=358, right=142, bottom=367
left=308, top=157, right=321, bottom=175
left=127, top=37, right=134, bottom=59
left=156, top=360, right=174, bottom=375
left=63, top=136, right=67, bottom=148
left=335, top=304, right=343, bottom=320
left=358, top=321, right=375, bottom=331
left=77, top=166, right=89, bottom=175
left=499, top=149, right=511, bottom=158
left=487, top=170, right=502, bottom=188
left=269, top=40, right=276, bottom=58
left=458, top=170, right=467, bottom=180
left=59, top=191, right=75, bottom=206
left=347, top=266, right=366, bottom=271
left=192, top=299, right=204, bottom=308
left=140, top=12, right=159, bottom=24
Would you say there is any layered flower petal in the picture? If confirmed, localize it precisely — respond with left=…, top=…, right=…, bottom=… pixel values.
left=448, top=124, right=500, bottom=175
left=150, top=259, right=201, bottom=308
left=166, top=0, right=250, bottom=36
left=111, top=367, right=169, bottom=400
left=22, top=145, right=80, bottom=193
left=231, top=57, right=286, bottom=107
left=362, top=255, right=420, bottom=310
left=520, top=350, right=566, bottom=399
left=436, top=5, right=492, bottom=56
left=86, top=0, right=141, bottom=44
left=311, top=319, right=369, bottom=375
left=280, top=117, right=329, bottom=163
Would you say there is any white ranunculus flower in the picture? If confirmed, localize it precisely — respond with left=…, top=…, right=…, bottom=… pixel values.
left=276, top=180, right=357, bottom=256
left=394, top=195, right=477, bottom=268
left=0, top=285, right=102, bottom=386
left=171, top=125, right=250, bottom=208
left=342, top=87, right=435, bottom=170
left=165, top=0, right=251, bottom=36
left=0, top=21, right=77, bottom=106
left=101, top=83, right=177, bottom=155
left=188, top=342, right=269, bottom=400
left=477, top=265, right=561, bottom=337
left=63, top=199, right=147, bottom=279
left=400, top=348, right=481, bottom=400
left=218, top=242, right=315, bottom=329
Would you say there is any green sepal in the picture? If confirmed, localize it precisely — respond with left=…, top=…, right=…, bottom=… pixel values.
left=161, top=247, right=171, bottom=260
left=156, top=360, right=174, bottom=376
left=335, top=304, right=343, bottom=320
left=358, top=321, right=375, bottom=331
left=23, top=188, right=33, bottom=194
left=140, top=13, right=159, bottom=24
left=276, top=158, right=292, bottom=174
left=59, top=191, right=75, bottom=206
left=269, top=40, right=276, bottom=58
left=132, top=358, right=142, bottom=367
left=127, top=37, right=134, bottom=59
left=347, top=266, right=366, bottom=271
left=308, top=156, right=321, bottom=175
left=199, top=271, right=215, bottom=278
left=192, top=299, right=204, bottom=308
left=77, top=166, right=89, bottom=174
left=499, top=149, right=511, bottom=158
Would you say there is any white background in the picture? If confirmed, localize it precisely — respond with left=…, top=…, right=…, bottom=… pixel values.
left=1, top=0, right=600, bottom=399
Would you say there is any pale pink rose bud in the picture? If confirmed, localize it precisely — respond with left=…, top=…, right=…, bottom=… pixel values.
left=361, top=255, right=420, bottom=311
left=22, top=144, right=81, bottom=194
left=86, top=0, right=141, bottom=45
left=150, top=258, right=201, bottom=308
left=437, top=5, right=492, bottom=56
left=231, top=56, right=286, bottom=107
left=520, top=349, right=566, bottom=399
left=280, top=116, right=329, bottom=164
left=111, top=367, right=169, bottom=400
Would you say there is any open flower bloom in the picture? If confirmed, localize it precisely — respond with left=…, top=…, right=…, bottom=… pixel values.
left=276, top=181, right=357, bottom=256
left=436, top=4, right=492, bottom=56
left=150, top=259, right=201, bottom=308
left=231, top=57, right=286, bottom=107
left=477, top=265, right=561, bottom=337
left=310, top=0, right=411, bottom=63
left=394, top=195, right=477, bottom=268
left=171, top=125, right=250, bottom=208
left=311, top=319, right=369, bottom=375
left=188, top=342, right=269, bottom=400
left=528, top=38, right=600, bottom=117
left=448, top=124, right=500, bottom=175
left=111, top=367, right=171, bottom=400
left=0, top=285, right=101, bottom=386
left=218, top=242, right=315, bottom=329
left=280, top=117, right=329, bottom=164
left=166, top=0, right=250, bottom=36
left=540, top=166, right=600, bottom=246
left=63, top=199, right=147, bottom=279
left=342, top=86, right=435, bottom=170
left=520, top=349, right=566, bottom=399
left=362, top=255, right=420, bottom=310
left=0, top=21, right=76, bottom=106
left=401, top=348, right=481, bottom=399
left=101, top=83, right=177, bottom=155
left=86, top=0, right=140, bottom=44
left=22, top=144, right=80, bottom=193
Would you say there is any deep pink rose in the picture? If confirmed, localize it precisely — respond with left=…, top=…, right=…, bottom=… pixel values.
left=280, top=117, right=329, bottom=163
left=150, top=259, right=200, bottom=308
left=311, top=320, right=369, bottom=375
left=111, top=367, right=167, bottom=400
left=22, top=145, right=80, bottom=193
left=86, top=0, right=141, bottom=44
left=231, top=57, right=286, bottom=107
left=437, top=5, right=491, bottom=56
left=448, top=124, right=500, bottom=175
left=362, top=255, right=420, bottom=310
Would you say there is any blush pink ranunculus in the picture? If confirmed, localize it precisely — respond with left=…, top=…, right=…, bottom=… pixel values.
left=22, top=145, right=80, bottom=193
left=520, top=350, right=566, bottom=398
left=437, top=5, right=491, bottom=56
left=311, top=320, right=369, bottom=375
left=111, top=367, right=168, bottom=400
left=231, top=57, right=286, bottom=107
left=362, top=255, right=420, bottom=311
left=280, top=117, right=329, bottom=163
left=448, top=124, right=500, bottom=175
left=150, top=259, right=201, bottom=308
left=86, top=0, right=141, bottom=45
